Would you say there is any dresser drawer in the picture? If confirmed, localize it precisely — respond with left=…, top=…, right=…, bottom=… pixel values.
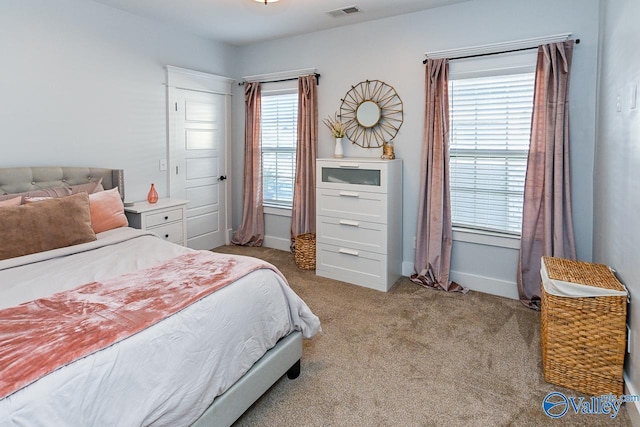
left=317, top=159, right=391, bottom=193
left=149, top=221, right=184, bottom=245
left=317, top=216, right=387, bottom=253
left=146, top=208, right=183, bottom=228
left=317, top=188, right=387, bottom=224
left=316, top=243, right=389, bottom=291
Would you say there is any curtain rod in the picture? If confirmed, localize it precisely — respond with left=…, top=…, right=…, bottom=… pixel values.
left=422, top=39, right=580, bottom=64
left=238, top=72, right=321, bottom=86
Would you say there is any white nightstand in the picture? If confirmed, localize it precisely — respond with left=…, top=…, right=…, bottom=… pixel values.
left=124, top=199, right=188, bottom=246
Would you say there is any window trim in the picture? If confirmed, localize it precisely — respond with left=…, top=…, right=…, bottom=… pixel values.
left=262, top=87, right=297, bottom=96
left=264, top=205, right=292, bottom=217
left=452, top=226, right=520, bottom=249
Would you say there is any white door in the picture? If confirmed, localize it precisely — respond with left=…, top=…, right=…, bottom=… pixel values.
left=171, top=89, right=226, bottom=250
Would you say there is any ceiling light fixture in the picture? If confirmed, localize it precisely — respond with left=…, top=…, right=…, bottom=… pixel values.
left=254, top=0, right=279, bottom=4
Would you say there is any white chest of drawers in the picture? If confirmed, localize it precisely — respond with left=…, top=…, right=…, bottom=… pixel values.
left=124, top=199, right=188, bottom=246
left=315, top=158, right=402, bottom=292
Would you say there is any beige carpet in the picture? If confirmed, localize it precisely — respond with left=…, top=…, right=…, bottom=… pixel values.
left=213, top=245, right=630, bottom=426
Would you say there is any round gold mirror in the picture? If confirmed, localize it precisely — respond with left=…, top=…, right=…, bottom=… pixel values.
left=356, top=101, right=381, bottom=128
left=339, top=80, right=403, bottom=148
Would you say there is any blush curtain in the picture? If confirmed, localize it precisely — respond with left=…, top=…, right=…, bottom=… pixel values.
left=411, top=58, right=465, bottom=293
left=517, top=41, right=577, bottom=308
left=290, top=75, right=318, bottom=250
left=231, top=82, right=264, bottom=246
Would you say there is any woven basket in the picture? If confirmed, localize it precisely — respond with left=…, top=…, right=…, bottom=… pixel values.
left=294, top=233, right=316, bottom=270
left=541, top=256, right=627, bottom=396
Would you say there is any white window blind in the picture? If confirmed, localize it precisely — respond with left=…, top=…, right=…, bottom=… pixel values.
left=261, top=91, right=298, bottom=207
left=448, top=72, right=535, bottom=235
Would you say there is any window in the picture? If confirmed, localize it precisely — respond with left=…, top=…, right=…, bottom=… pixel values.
left=261, top=91, right=298, bottom=207
left=448, top=56, right=535, bottom=236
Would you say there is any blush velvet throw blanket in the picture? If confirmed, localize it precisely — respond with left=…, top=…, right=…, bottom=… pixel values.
left=0, top=251, right=280, bottom=399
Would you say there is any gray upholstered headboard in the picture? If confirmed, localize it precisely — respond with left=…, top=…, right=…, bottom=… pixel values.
left=0, top=167, right=124, bottom=199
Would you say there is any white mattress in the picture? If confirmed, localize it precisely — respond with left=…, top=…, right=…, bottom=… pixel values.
left=0, top=228, right=321, bottom=426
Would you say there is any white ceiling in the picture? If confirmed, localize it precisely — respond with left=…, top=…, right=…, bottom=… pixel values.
left=90, top=0, right=472, bottom=46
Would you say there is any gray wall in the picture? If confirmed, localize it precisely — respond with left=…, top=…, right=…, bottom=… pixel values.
left=0, top=0, right=236, bottom=201
left=2, top=0, right=638, bottom=416
left=0, top=0, right=598, bottom=298
left=233, top=0, right=600, bottom=297
left=595, top=0, right=640, bottom=415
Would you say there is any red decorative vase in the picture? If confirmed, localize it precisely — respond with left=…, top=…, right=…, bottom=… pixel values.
left=147, top=183, right=158, bottom=204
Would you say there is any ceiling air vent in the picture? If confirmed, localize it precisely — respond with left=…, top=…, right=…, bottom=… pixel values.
left=326, top=5, right=361, bottom=18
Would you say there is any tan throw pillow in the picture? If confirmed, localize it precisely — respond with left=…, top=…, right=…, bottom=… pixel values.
left=89, top=187, right=128, bottom=233
left=0, top=192, right=97, bottom=261
left=0, top=197, right=21, bottom=208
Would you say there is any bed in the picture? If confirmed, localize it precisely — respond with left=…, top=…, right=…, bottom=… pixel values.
left=0, top=167, right=321, bottom=427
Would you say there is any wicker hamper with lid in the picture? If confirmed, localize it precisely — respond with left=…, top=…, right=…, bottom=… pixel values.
left=541, top=256, right=628, bottom=396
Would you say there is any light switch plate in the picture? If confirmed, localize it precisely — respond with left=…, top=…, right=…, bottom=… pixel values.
left=159, top=159, right=168, bottom=171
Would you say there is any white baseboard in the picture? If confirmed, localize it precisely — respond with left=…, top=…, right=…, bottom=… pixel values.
left=402, top=262, right=518, bottom=300
left=625, top=373, right=640, bottom=426
left=263, top=235, right=291, bottom=252
left=450, top=270, right=519, bottom=300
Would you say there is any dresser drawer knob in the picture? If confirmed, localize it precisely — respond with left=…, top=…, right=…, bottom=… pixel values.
left=165, top=234, right=169, bottom=238
left=164, top=216, right=169, bottom=220
left=339, top=219, right=360, bottom=227
left=338, top=248, right=360, bottom=256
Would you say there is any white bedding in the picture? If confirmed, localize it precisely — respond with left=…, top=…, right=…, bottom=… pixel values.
left=0, top=228, right=320, bottom=426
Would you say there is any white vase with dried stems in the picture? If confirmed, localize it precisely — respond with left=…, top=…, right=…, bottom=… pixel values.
left=333, top=137, right=344, bottom=158
left=323, top=114, right=348, bottom=158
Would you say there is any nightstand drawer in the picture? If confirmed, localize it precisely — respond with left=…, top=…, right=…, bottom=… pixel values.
left=146, top=208, right=183, bottom=228
left=317, top=216, right=387, bottom=253
left=317, top=188, right=387, bottom=223
left=124, top=199, right=188, bottom=247
left=149, top=221, right=184, bottom=245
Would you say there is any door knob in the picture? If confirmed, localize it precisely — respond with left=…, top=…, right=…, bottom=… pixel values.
left=218, top=175, right=227, bottom=181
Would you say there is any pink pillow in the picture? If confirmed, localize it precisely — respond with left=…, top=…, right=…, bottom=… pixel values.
left=89, top=187, right=128, bottom=233
left=0, top=197, right=21, bottom=208
left=70, top=178, right=104, bottom=195
left=23, top=196, right=52, bottom=203
left=0, top=187, right=71, bottom=203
